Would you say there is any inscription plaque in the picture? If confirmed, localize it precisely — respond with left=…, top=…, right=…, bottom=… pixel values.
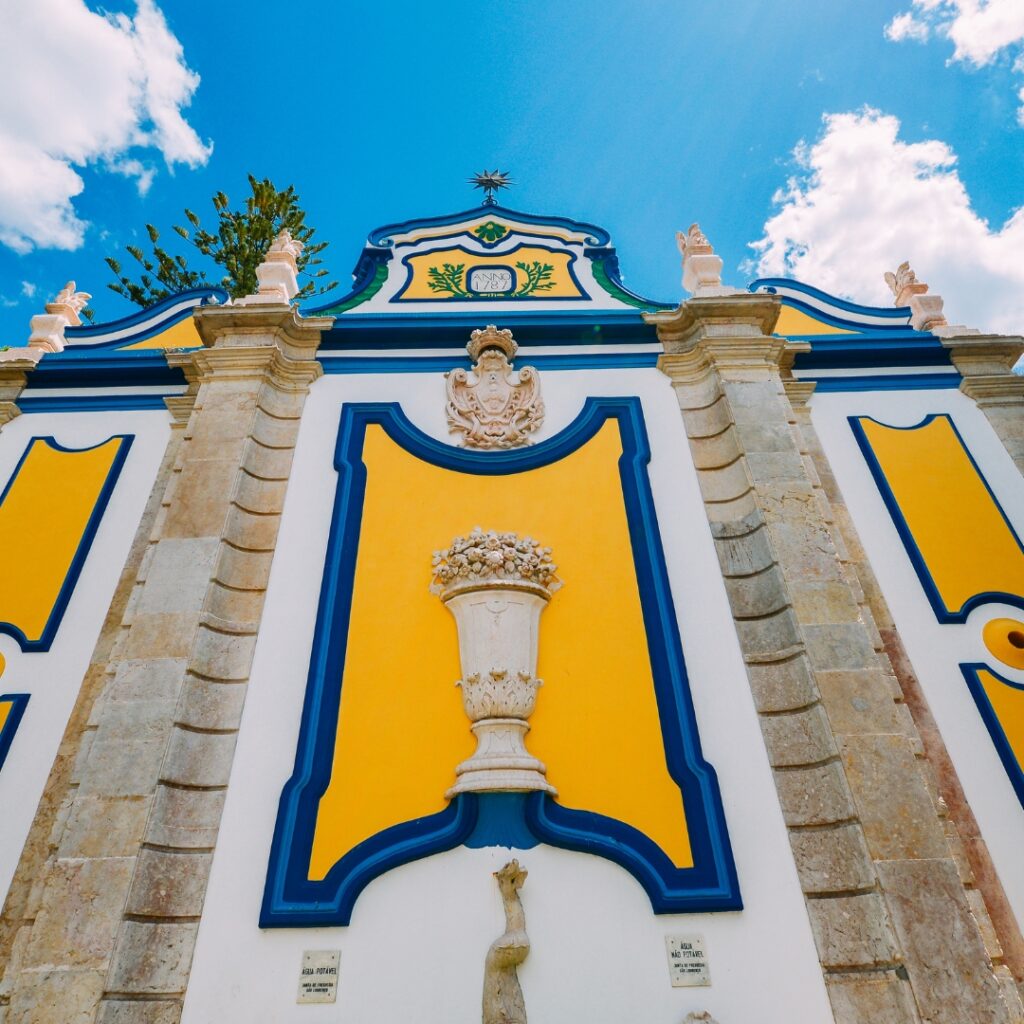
left=665, top=934, right=710, bottom=987
left=297, top=949, right=340, bottom=1004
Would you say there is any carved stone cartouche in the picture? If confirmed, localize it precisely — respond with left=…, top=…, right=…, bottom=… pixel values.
left=431, top=528, right=559, bottom=797
left=483, top=860, right=530, bottom=1024
left=446, top=325, right=544, bottom=450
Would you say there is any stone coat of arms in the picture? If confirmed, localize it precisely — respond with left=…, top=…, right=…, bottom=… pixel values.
left=445, top=325, right=544, bottom=449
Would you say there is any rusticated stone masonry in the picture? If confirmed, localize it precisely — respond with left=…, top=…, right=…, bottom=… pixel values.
left=788, top=382, right=1024, bottom=1014
left=0, top=303, right=330, bottom=1024
left=648, top=295, right=1024, bottom=1024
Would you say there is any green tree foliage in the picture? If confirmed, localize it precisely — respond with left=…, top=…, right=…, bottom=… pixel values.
left=105, top=175, right=338, bottom=307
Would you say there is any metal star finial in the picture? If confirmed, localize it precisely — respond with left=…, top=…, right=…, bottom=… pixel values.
left=469, top=169, right=513, bottom=206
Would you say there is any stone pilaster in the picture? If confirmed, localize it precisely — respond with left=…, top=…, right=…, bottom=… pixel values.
left=649, top=296, right=1019, bottom=1024
left=0, top=358, right=38, bottom=428
left=789, top=384, right=1024, bottom=1011
left=0, top=303, right=330, bottom=1024
left=941, top=333, right=1024, bottom=473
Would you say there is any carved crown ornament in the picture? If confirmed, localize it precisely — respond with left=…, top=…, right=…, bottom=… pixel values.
left=445, top=325, right=545, bottom=450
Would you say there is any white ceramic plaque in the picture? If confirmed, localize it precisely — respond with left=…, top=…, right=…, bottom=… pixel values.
left=665, top=934, right=710, bottom=987
left=297, top=949, right=340, bottom=1004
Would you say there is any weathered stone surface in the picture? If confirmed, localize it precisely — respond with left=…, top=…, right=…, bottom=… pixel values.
left=746, top=655, right=820, bottom=713
left=760, top=704, right=837, bottom=768
left=147, top=786, right=225, bottom=850
left=121, top=612, right=199, bottom=661
left=734, top=606, right=803, bottom=659
left=189, top=626, right=257, bottom=682
left=6, top=969, right=106, bottom=1024
left=775, top=760, right=856, bottom=826
left=24, top=859, right=135, bottom=970
left=808, top=893, right=900, bottom=968
left=789, top=581, right=862, bottom=625
left=825, top=971, right=921, bottom=1024
left=108, top=659, right=187, bottom=703
left=106, top=922, right=199, bottom=995
left=877, top=860, right=1010, bottom=1024
left=839, top=735, right=948, bottom=862
left=697, top=457, right=752, bottom=504
left=58, top=796, right=151, bottom=859
left=96, top=1000, right=182, bottom=1024
left=803, top=624, right=879, bottom=672
left=721, top=565, right=789, bottom=619
left=175, top=677, right=247, bottom=732
left=160, top=729, right=238, bottom=788
left=816, top=670, right=906, bottom=738
left=161, top=459, right=238, bottom=538
left=125, top=849, right=212, bottom=918
left=135, top=538, right=219, bottom=614
left=789, top=823, right=875, bottom=894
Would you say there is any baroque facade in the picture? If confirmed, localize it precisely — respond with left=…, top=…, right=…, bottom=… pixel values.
left=0, top=203, right=1022, bottom=1023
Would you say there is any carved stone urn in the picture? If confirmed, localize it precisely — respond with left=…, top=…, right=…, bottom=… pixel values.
left=431, top=527, right=560, bottom=798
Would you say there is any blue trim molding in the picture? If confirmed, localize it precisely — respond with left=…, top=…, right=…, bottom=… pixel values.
left=0, top=693, right=29, bottom=772
left=960, top=663, right=1024, bottom=809
left=850, top=414, right=1024, bottom=623
left=318, top=352, right=660, bottom=375
left=749, top=277, right=912, bottom=323
left=811, top=373, right=960, bottom=393
left=260, top=397, right=740, bottom=927
left=0, top=435, right=134, bottom=652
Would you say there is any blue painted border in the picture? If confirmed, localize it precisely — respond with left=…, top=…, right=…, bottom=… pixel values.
left=63, top=288, right=227, bottom=348
left=366, top=205, right=610, bottom=247
left=18, top=395, right=172, bottom=413
left=393, top=242, right=588, bottom=303
left=317, top=352, right=660, bottom=374
left=0, top=435, right=134, bottom=651
left=260, top=398, right=740, bottom=927
left=811, top=373, right=960, bottom=393
left=961, top=662, right=1024, bottom=809
left=850, top=414, right=1024, bottom=623
left=0, top=693, right=29, bottom=772
left=750, top=277, right=912, bottom=323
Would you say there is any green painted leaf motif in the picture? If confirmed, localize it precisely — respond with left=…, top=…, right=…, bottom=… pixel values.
left=427, top=263, right=468, bottom=297
left=473, top=221, right=509, bottom=243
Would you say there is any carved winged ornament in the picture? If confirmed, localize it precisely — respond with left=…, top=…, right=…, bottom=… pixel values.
left=446, top=325, right=544, bottom=450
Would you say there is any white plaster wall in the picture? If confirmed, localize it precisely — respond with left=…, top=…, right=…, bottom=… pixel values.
left=0, top=410, right=171, bottom=903
left=811, top=388, right=1024, bottom=928
left=183, top=368, right=832, bottom=1024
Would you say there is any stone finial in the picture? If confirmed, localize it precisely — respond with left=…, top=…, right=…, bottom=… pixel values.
left=25, top=280, right=92, bottom=354
left=432, top=528, right=559, bottom=797
left=236, top=228, right=304, bottom=305
left=48, top=281, right=91, bottom=324
left=675, top=223, right=735, bottom=298
left=483, top=860, right=530, bottom=1024
left=446, top=327, right=544, bottom=449
left=883, top=261, right=948, bottom=332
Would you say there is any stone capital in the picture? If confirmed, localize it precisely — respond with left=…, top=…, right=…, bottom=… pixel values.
left=648, top=294, right=802, bottom=382
left=0, top=356, right=41, bottom=427
left=192, top=303, right=333, bottom=363
left=940, top=333, right=1024, bottom=407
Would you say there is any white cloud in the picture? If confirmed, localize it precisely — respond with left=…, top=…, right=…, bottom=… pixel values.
left=20, top=282, right=36, bottom=298
left=748, top=107, right=1024, bottom=335
left=885, top=1, right=1024, bottom=123
left=885, top=13, right=931, bottom=42
left=0, top=0, right=210, bottom=254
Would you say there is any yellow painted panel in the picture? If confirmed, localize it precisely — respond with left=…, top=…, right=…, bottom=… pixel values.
left=775, top=305, right=856, bottom=336
left=0, top=438, right=124, bottom=642
left=978, top=669, right=1024, bottom=778
left=121, top=316, right=201, bottom=350
left=0, top=699, right=10, bottom=736
left=983, top=618, right=1024, bottom=671
left=309, top=421, right=692, bottom=878
left=857, top=417, right=1024, bottom=615
left=399, top=247, right=583, bottom=300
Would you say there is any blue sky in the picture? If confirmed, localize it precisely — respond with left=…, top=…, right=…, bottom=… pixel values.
left=2, top=0, right=1024, bottom=338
